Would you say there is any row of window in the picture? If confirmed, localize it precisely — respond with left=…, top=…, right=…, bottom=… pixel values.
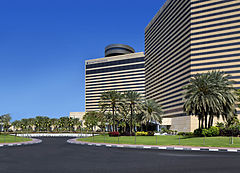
left=147, top=75, right=190, bottom=96
left=147, top=69, right=190, bottom=91
left=145, top=23, right=190, bottom=61
left=192, top=19, right=240, bottom=31
left=86, top=90, right=145, bottom=97
left=86, top=87, right=145, bottom=95
left=145, top=9, right=190, bottom=52
left=86, top=82, right=145, bottom=90
left=191, top=36, right=240, bottom=46
left=162, top=102, right=183, bottom=110
left=192, top=14, right=240, bottom=26
left=191, top=0, right=236, bottom=10
left=191, top=59, right=240, bottom=67
left=192, top=8, right=239, bottom=20
left=192, top=48, right=240, bottom=56
left=86, top=57, right=144, bottom=69
left=191, top=2, right=240, bottom=15
left=192, top=42, right=240, bottom=51
left=191, top=25, right=240, bottom=36
left=86, top=64, right=144, bottom=75
left=86, top=70, right=144, bottom=80
left=86, top=76, right=145, bottom=86
left=147, top=81, right=188, bottom=99
left=191, top=65, right=240, bottom=72
left=86, top=96, right=145, bottom=102
left=161, top=98, right=183, bottom=106
left=146, top=0, right=189, bottom=37
left=146, top=44, right=190, bottom=77
left=146, top=59, right=190, bottom=87
left=191, top=53, right=240, bottom=62
left=158, top=93, right=182, bottom=103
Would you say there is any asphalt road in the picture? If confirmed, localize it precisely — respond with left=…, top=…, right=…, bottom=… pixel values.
left=0, top=137, right=240, bottom=173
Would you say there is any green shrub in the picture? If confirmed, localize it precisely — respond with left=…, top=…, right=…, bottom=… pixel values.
left=207, top=126, right=219, bottom=137
left=194, top=127, right=220, bottom=137
left=178, top=132, right=194, bottom=136
left=201, top=129, right=208, bottom=137
left=194, top=128, right=202, bottom=136
left=177, top=132, right=185, bottom=136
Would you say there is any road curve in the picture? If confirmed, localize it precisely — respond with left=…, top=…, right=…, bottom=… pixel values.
left=0, top=137, right=240, bottom=173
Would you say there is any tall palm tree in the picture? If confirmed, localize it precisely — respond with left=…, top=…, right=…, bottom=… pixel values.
left=100, top=90, right=123, bottom=131
left=183, top=70, right=237, bottom=129
left=124, top=91, right=141, bottom=133
left=118, top=103, right=130, bottom=133
left=141, top=99, right=162, bottom=131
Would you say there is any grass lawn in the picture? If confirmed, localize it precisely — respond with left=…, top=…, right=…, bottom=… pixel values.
left=0, top=134, right=31, bottom=143
left=77, top=135, right=240, bottom=148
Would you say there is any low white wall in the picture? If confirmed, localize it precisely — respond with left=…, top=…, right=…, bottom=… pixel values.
left=16, top=133, right=93, bottom=137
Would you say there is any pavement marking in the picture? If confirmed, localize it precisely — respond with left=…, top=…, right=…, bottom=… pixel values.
left=68, top=138, right=240, bottom=153
left=191, top=148, right=201, bottom=151
left=143, top=146, right=151, bottom=149
left=227, top=149, right=238, bottom=152
left=117, top=145, right=124, bottom=148
left=174, top=147, right=184, bottom=150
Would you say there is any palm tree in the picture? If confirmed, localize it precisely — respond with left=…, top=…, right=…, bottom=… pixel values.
left=100, top=90, right=123, bottom=131
left=183, top=70, right=237, bottom=129
left=20, top=119, right=28, bottom=131
left=11, top=120, right=22, bottom=132
left=28, top=118, right=36, bottom=132
left=0, top=114, right=11, bottom=132
left=50, top=118, right=58, bottom=132
left=141, top=99, right=162, bottom=131
left=124, top=91, right=141, bottom=133
left=83, top=111, right=99, bottom=132
left=58, top=117, right=69, bottom=132
left=118, top=103, right=130, bottom=133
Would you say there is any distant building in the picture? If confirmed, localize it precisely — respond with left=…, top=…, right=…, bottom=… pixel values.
left=145, top=0, right=240, bottom=132
left=85, top=44, right=145, bottom=112
left=69, top=112, right=85, bottom=121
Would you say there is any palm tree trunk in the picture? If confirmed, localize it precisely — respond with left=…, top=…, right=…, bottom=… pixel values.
left=130, top=104, right=133, bottom=134
left=198, top=117, right=200, bottom=129
left=112, top=105, right=115, bottom=132
left=205, top=114, right=208, bottom=129
left=208, top=116, right=211, bottom=128
left=211, top=116, right=214, bottom=127
left=201, top=116, right=204, bottom=129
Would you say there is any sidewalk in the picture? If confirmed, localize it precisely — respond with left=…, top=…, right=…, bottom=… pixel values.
left=0, top=138, right=42, bottom=147
left=67, top=138, right=240, bottom=153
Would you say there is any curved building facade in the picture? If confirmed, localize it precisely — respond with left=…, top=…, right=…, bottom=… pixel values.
left=145, top=0, right=240, bottom=132
left=85, top=45, right=145, bottom=112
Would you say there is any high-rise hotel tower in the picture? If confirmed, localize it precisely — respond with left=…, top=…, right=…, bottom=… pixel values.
left=85, top=44, right=145, bottom=112
left=145, top=0, right=240, bottom=132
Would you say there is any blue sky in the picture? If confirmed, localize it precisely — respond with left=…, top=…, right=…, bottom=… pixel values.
left=0, top=0, right=165, bottom=121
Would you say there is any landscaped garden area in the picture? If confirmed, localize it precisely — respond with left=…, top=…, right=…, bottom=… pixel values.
left=77, top=135, right=240, bottom=148
left=1, top=70, right=240, bottom=148
left=0, top=134, right=31, bottom=143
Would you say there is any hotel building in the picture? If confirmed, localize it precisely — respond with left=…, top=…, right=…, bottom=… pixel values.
left=85, top=44, right=145, bottom=112
left=145, top=0, right=240, bottom=132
